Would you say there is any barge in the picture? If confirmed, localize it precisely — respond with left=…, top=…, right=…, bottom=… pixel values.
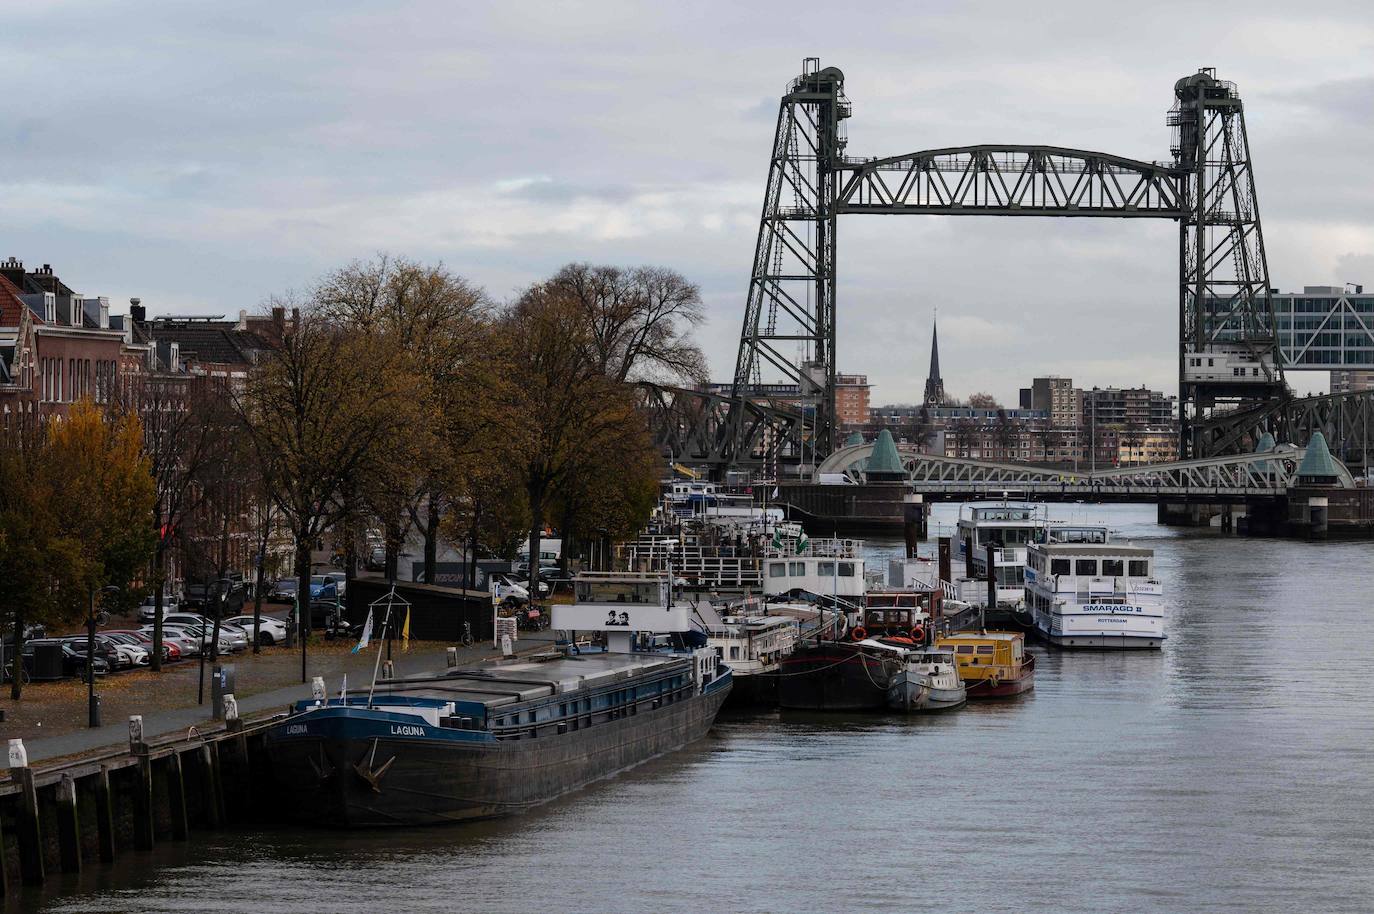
left=265, top=573, right=732, bottom=827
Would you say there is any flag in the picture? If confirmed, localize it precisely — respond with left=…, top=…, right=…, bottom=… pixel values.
left=797, top=530, right=810, bottom=552
left=771, top=486, right=780, bottom=499
left=401, top=607, right=411, bottom=652
left=351, top=609, right=373, bottom=654
left=771, top=527, right=783, bottom=551
left=339, top=674, right=347, bottom=703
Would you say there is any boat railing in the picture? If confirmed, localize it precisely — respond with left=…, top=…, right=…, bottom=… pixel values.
left=1063, top=576, right=1164, bottom=601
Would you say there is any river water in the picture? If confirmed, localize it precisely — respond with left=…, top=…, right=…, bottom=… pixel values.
left=27, top=504, right=1374, bottom=913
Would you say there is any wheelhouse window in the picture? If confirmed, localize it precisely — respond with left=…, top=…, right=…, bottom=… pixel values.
left=1128, top=560, right=1150, bottom=577
left=769, top=562, right=787, bottom=578
left=1050, top=559, right=1071, bottom=575
left=1074, top=559, right=1098, bottom=576
left=818, top=561, right=835, bottom=576
left=1101, top=559, right=1124, bottom=576
left=838, top=562, right=855, bottom=577
left=789, top=562, right=805, bottom=576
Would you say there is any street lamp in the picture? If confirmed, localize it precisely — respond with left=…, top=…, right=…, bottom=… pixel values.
left=87, top=584, right=120, bottom=728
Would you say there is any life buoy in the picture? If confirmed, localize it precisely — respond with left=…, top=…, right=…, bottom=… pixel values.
left=851, top=627, right=868, bottom=642
left=910, top=625, right=925, bottom=642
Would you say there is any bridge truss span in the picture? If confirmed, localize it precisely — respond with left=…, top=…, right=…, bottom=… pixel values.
left=816, top=442, right=1353, bottom=499
left=836, top=146, right=1186, bottom=217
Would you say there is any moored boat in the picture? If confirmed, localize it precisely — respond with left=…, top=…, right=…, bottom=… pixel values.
left=264, top=573, right=732, bottom=827
left=936, top=631, right=1035, bottom=697
left=1025, top=541, right=1165, bottom=649
left=885, top=646, right=966, bottom=712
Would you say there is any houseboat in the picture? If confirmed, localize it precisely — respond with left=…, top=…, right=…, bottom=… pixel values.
left=762, top=536, right=867, bottom=604
left=936, top=631, right=1035, bottom=697
left=700, top=599, right=800, bottom=707
left=954, top=504, right=1050, bottom=607
left=265, top=573, right=732, bottom=827
left=1025, top=542, right=1165, bottom=649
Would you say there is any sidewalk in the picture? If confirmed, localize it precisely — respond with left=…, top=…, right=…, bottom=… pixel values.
left=2, top=630, right=560, bottom=766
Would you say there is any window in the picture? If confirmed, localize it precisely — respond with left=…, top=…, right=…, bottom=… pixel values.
left=769, top=562, right=787, bottom=578
left=789, top=562, right=805, bottom=576
left=1050, top=558, right=1071, bottom=575
left=1102, top=559, right=1124, bottom=576
left=818, top=561, right=835, bottom=576
left=1075, top=559, right=1098, bottom=576
left=729, top=646, right=740, bottom=660
left=838, top=562, right=855, bottom=577
left=1128, top=560, right=1149, bottom=577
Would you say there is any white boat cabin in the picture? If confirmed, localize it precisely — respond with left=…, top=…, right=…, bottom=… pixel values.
left=762, top=538, right=866, bottom=599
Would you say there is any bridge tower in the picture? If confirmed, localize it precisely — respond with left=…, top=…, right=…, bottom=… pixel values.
left=730, top=58, right=849, bottom=458
left=1171, top=68, right=1286, bottom=456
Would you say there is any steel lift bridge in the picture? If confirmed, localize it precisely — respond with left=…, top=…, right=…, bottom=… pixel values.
left=644, top=59, right=1373, bottom=473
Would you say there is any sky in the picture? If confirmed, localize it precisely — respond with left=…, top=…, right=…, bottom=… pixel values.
left=3, top=0, right=1372, bottom=405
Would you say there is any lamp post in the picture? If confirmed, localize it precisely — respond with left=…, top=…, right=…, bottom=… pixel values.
left=197, top=577, right=233, bottom=706
left=87, top=584, right=120, bottom=728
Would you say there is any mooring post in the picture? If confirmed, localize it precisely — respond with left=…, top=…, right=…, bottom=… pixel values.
left=0, top=787, right=8, bottom=899
left=93, top=766, right=117, bottom=863
left=133, top=753, right=156, bottom=851
left=167, top=751, right=189, bottom=840
left=10, top=740, right=44, bottom=886
left=199, top=743, right=222, bottom=829
left=211, top=741, right=228, bottom=825
left=55, top=773, right=82, bottom=874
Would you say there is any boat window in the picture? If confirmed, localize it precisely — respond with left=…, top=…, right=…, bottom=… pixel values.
left=838, top=563, right=855, bottom=577
left=1075, top=559, right=1098, bottom=576
left=1013, top=642, right=1022, bottom=659
left=729, top=646, right=740, bottom=659
left=956, top=645, right=975, bottom=654
left=818, top=561, right=835, bottom=576
left=1129, top=560, right=1150, bottom=577
left=790, top=562, right=805, bottom=576
left=1102, top=559, right=1124, bottom=576
left=1050, top=559, right=1071, bottom=575
left=769, top=562, right=787, bottom=578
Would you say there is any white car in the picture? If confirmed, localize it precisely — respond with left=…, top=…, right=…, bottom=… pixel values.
left=163, top=613, right=249, bottom=651
left=222, top=614, right=289, bottom=647
left=96, top=635, right=149, bottom=669
left=162, top=624, right=234, bottom=656
left=487, top=574, right=529, bottom=601
left=138, top=593, right=180, bottom=623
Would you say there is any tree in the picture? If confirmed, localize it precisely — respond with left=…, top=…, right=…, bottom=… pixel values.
left=237, top=305, right=425, bottom=680
left=968, top=392, right=1001, bottom=409
left=503, top=281, right=661, bottom=597
left=546, top=263, right=707, bottom=384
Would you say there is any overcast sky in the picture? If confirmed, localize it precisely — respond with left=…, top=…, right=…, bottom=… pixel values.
left=3, top=0, right=1372, bottom=404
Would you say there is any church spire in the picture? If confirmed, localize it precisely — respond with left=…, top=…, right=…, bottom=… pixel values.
left=923, top=312, right=945, bottom=407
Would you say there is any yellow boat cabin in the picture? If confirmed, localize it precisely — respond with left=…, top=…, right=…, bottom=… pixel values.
left=935, top=631, right=1035, bottom=697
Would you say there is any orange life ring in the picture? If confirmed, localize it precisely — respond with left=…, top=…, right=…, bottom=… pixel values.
left=851, top=626, right=868, bottom=641
left=910, top=625, right=925, bottom=642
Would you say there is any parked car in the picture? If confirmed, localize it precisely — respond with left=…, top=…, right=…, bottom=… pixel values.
left=321, top=572, right=347, bottom=599
left=138, top=626, right=201, bottom=658
left=108, top=629, right=182, bottom=662
left=161, top=613, right=249, bottom=651
left=365, top=545, right=386, bottom=571
left=51, top=637, right=115, bottom=678
left=222, top=614, right=289, bottom=647
left=95, top=634, right=150, bottom=669
left=267, top=578, right=299, bottom=603
left=138, top=591, right=180, bottom=623
left=308, top=599, right=346, bottom=630
left=160, top=624, right=233, bottom=657
left=487, top=573, right=530, bottom=602
left=309, top=575, right=338, bottom=602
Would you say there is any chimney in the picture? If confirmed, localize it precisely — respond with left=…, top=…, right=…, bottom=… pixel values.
left=237, top=308, right=249, bottom=331
left=130, top=297, right=145, bottom=324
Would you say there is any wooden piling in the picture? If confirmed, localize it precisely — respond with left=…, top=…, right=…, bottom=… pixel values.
left=167, top=752, right=189, bottom=840
left=55, top=774, right=82, bottom=874
left=0, top=797, right=9, bottom=898
left=199, top=744, right=222, bottom=829
left=93, top=767, right=117, bottom=864
left=14, top=767, right=45, bottom=886
left=133, top=756, right=156, bottom=851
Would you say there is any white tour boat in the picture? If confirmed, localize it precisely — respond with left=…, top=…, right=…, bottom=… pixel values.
left=1024, top=541, right=1165, bottom=649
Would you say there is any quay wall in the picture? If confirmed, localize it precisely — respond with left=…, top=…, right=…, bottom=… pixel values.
left=0, top=717, right=282, bottom=904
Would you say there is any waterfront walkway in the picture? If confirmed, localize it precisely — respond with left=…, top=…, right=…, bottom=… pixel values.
left=3, top=630, right=559, bottom=767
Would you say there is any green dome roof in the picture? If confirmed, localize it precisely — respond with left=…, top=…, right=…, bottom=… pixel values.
left=1297, top=431, right=1340, bottom=483
left=845, top=431, right=865, bottom=448
left=1254, top=432, right=1276, bottom=453
left=866, top=429, right=905, bottom=477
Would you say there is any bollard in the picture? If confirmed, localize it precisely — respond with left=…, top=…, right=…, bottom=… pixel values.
left=93, top=766, right=117, bottom=863
left=382, top=660, right=394, bottom=680
left=8, top=737, right=28, bottom=769
left=55, top=774, right=82, bottom=873
left=501, top=634, right=513, bottom=657
left=446, top=646, right=458, bottom=667
left=15, top=765, right=44, bottom=885
left=223, top=693, right=242, bottom=733
left=167, top=752, right=190, bottom=840
left=128, top=714, right=146, bottom=755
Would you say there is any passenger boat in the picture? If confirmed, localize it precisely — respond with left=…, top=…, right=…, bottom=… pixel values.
left=886, top=647, right=966, bottom=712
left=264, top=574, right=732, bottom=827
left=700, top=598, right=800, bottom=707
left=936, top=631, right=1035, bottom=697
left=1024, top=542, right=1165, bottom=649
left=954, top=504, right=1050, bottom=607
left=762, top=535, right=867, bottom=602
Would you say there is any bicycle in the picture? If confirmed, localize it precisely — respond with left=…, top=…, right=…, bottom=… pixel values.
left=461, top=621, right=474, bottom=647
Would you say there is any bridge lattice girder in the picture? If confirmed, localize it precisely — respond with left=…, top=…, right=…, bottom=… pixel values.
left=1193, top=389, right=1374, bottom=466
left=835, top=146, right=1186, bottom=217
left=816, top=442, right=1353, bottom=496
left=636, top=382, right=806, bottom=469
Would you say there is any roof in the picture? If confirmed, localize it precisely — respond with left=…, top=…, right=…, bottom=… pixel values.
left=866, top=428, right=905, bottom=476
left=844, top=431, right=865, bottom=447
left=1297, top=431, right=1340, bottom=482
left=0, top=274, right=30, bottom=327
left=1033, top=543, right=1152, bottom=557
left=147, top=322, right=271, bottom=365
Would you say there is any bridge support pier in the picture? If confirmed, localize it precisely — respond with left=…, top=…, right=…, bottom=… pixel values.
left=1157, top=503, right=1219, bottom=527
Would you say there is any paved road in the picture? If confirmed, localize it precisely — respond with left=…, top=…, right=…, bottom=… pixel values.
left=18, top=631, right=561, bottom=766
